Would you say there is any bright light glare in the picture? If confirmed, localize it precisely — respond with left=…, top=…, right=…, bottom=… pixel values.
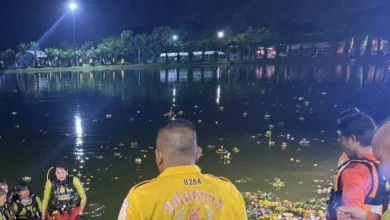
left=75, top=115, right=83, bottom=146
left=216, top=85, right=221, bottom=104
left=172, top=35, right=178, bottom=41
left=218, top=31, right=224, bottom=39
left=69, top=2, right=77, bottom=10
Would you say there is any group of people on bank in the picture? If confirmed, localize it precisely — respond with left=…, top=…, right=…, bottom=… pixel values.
left=4, top=109, right=390, bottom=220
left=115, top=112, right=390, bottom=220
left=0, top=162, right=86, bottom=220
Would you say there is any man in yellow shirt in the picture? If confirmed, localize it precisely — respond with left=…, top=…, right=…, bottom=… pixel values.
left=118, top=119, right=248, bottom=220
left=41, top=162, right=87, bottom=220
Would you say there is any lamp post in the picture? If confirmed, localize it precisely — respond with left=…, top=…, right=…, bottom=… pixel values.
left=217, top=31, right=224, bottom=52
left=172, top=35, right=179, bottom=62
left=69, top=2, right=77, bottom=66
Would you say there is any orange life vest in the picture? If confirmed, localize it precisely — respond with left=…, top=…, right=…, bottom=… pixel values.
left=328, top=159, right=387, bottom=218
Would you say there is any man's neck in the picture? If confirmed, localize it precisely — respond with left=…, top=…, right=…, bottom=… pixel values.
left=160, top=159, right=196, bottom=173
left=355, top=146, right=373, bottom=158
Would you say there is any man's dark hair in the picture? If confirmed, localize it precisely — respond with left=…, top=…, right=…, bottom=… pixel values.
left=338, top=112, right=376, bottom=147
left=55, top=161, right=69, bottom=171
left=337, top=108, right=361, bottom=124
left=157, top=119, right=197, bottom=156
left=15, top=182, right=30, bottom=192
left=0, top=178, right=7, bottom=187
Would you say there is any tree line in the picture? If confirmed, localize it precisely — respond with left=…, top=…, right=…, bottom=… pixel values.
left=20, top=26, right=275, bottom=64
left=1, top=25, right=388, bottom=67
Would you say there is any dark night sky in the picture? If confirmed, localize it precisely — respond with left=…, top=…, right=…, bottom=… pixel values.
left=1, top=0, right=389, bottom=51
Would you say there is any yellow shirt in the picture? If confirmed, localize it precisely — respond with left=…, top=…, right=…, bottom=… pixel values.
left=118, top=165, right=247, bottom=220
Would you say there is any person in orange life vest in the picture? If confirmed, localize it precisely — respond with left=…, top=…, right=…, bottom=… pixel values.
left=327, top=111, right=384, bottom=219
left=338, top=120, right=390, bottom=220
left=117, top=119, right=247, bottom=220
left=336, top=108, right=362, bottom=167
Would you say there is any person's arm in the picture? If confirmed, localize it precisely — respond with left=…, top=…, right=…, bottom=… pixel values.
left=337, top=206, right=380, bottom=220
left=35, top=196, right=43, bottom=215
left=9, top=202, right=18, bottom=219
left=366, top=212, right=381, bottom=220
left=341, top=166, right=371, bottom=207
left=5, top=209, right=14, bottom=220
left=41, top=180, right=52, bottom=219
left=72, top=177, right=87, bottom=214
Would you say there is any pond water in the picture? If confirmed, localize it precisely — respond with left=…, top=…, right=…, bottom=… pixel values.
left=1, top=63, right=390, bottom=219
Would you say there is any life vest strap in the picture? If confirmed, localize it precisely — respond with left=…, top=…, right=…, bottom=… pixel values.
left=383, top=195, right=390, bottom=213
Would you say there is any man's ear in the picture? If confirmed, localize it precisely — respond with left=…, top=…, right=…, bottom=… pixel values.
left=348, top=135, right=357, bottom=145
left=155, top=149, right=163, bottom=166
left=196, top=146, right=202, bottom=162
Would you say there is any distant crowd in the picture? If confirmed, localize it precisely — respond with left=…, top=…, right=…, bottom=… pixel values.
left=2, top=110, right=390, bottom=220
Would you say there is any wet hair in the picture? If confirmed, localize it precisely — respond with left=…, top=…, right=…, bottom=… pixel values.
left=337, top=108, right=361, bottom=124
left=15, top=182, right=30, bottom=192
left=157, top=119, right=197, bottom=156
left=338, top=112, right=376, bottom=147
left=55, top=161, right=69, bottom=172
left=0, top=178, right=7, bottom=187
left=0, top=188, right=6, bottom=197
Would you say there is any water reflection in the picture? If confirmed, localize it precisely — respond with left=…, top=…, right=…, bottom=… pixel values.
left=1, top=64, right=390, bottom=100
left=75, top=115, right=83, bottom=147
left=2, top=63, right=390, bottom=219
left=216, top=85, right=221, bottom=105
left=172, top=87, right=176, bottom=104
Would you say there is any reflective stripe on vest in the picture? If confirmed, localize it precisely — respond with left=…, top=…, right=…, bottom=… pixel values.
left=364, top=204, right=382, bottom=215
left=334, top=159, right=383, bottom=213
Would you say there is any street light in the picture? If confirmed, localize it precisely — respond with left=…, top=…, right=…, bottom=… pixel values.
left=217, top=31, right=225, bottom=53
left=69, top=2, right=78, bottom=66
left=217, top=31, right=224, bottom=39
left=69, top=2, right=77, bottom=10
left=172, top=35, right=178, bottom=41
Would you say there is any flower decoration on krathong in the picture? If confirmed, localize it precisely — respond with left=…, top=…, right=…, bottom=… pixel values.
left=243, top=191, right=327, bottom=219
left=270, top=178, right=285, bottom=191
